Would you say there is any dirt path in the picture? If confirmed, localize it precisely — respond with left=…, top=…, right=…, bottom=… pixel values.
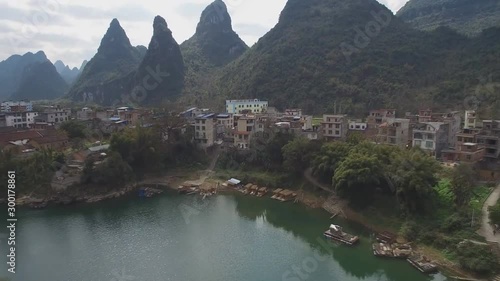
left=303, top=168, right=334, bottom=194
left=478, top=184, right=500, bottom=244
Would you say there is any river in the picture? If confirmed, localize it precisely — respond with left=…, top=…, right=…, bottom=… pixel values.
left=0, top=192, right=451, bottom=281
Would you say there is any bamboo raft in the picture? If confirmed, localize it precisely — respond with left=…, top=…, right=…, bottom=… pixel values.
left=372, top=242, right=412, bottom=258
left=323, top=224, right=359, bottom=246
left=407, top=255, right=438, bottom=274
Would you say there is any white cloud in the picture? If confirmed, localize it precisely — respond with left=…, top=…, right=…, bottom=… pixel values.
left=0, top=0, right=409, bottom=68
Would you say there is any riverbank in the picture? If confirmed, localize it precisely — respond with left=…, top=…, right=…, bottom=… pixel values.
left=3, top=170, right=492, bottom=279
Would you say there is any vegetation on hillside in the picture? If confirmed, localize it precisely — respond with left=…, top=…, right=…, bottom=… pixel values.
left=213, top=0, right=500, bottom=117
left=0, top=150, right=64, bottom=196
left=397, top=0, right=500, bottom=36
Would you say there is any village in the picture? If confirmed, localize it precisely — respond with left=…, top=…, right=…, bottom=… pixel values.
left=1, top=99, right=498, bottom=181
left=1, top=99, right=499, bottom=278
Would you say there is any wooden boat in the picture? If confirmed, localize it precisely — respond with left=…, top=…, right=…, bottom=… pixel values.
left=407, top=255, right=438, bottom=274
left=323, top=224, right=359, bottom=246
left=373, top=242, right=412, bottom=258
left=271, top=188, right=283, bottom=199
left=276, top=189, right=296, bottom=202
left=257, top=187, right=268, bottom=197
left=375, top=231, right=397, bottom=244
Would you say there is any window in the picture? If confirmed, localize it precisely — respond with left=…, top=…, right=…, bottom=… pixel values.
left=335, top=124, right=340, bottom=129
left=335, top=130, right=340, bottom=135
left=415, top=140, right=422, bottom=147
left=425, top=141, right=433, bottom=148
left=328, top=130, right=333, bottom=135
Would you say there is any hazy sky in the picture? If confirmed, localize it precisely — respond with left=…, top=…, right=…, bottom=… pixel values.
left=0, top=0, right=409, bottom=68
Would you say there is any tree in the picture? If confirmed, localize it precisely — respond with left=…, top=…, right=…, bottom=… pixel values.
left=110, top=126, right=164, bottom=176
left=456, top=241, right=498, bottom=274
left=388, top=149, right=440, bottom=214
left=450, top=163, right=476, bottom=208
left=333, top=152, right=383, bottom=203
left=91, top=152, right=134, bottom=186
left=282, top=137, right=314, bottom=174
left=312, top=141, right=352, bottom=183
left=490, top=203, right=500, bottom=225
left=60, top=120, right=87, bottom=139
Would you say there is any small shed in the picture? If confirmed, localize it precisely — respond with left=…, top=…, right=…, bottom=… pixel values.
left=227, top=178, right=241, bottom=186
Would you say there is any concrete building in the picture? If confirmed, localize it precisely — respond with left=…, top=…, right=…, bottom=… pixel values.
left=367, top=109, right=396, bottom=129
left=476, top=120, right=500, bottom=161
left=348, top=121, right=367, bottom=131
left=464, top=110, right=478, bottom=129
left=36, top=110, right=70, bottom=125
left=4, top=111, right=38, bottom=128
left=321, top=114, right=348, bottom=140
left=375, top=118, right=410, bottom=148
left=1, top=101, right=33, bottom=112
left=284, top=109, right=302, bottom=117
left=233, top=115, right=255, bottom=149
left=226, top=99, right=268, bottom=114
left=193, top=113, right=217, bottom=148
left=412, top=122, right=449, bottom=158
left=118, top=110, right=141, bottom=125
left=76, top=107, right=94, bottom=121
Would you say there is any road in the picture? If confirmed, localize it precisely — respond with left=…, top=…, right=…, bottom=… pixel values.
left=478, top=184, right=500, bottom=244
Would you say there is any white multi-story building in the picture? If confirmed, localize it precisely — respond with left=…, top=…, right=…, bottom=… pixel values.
left=1, top=101, right=33, bottom=112
left=226, top=99, right=268, bottom=114
left=4, top=112, right=38, bottom=128
left=321, top=114, right=348, bottom=140
left=464, top=110, right=478, bottom=129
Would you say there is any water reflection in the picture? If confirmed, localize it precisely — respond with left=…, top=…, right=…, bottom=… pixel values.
left=233, top=193, right=444, bottom=281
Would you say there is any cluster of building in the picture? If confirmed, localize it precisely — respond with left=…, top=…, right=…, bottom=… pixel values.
left=0, top=101, right=150, bottom=155
left=0, top=101, right=70, bottom=129
left=181, top=99, right=319, bottom=150
left=181, top=100, right=500, bottom=180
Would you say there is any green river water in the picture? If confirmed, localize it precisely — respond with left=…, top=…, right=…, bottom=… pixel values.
left=0, top=192, right=451, bottom=281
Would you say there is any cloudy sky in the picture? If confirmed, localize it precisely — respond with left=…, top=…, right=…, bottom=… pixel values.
left=0, top=0, right=409, bottom=68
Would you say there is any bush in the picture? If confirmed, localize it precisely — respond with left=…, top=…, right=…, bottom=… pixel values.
left=400, top=220, right=420, bottom=241
left=440, top=213, right=470, bottom=233
left=489, top=203, right=500, bottom=226
left=456, top=241, right=498, bottom=274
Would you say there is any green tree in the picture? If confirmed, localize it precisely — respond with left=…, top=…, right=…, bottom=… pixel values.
left=389, top=149, right=440, bottom=214
left=91, top=152, right=134, bottom=186
left=456, top=241, right=498, bottom=274
left=312, top=141, right=352, bottom=183
left=110, top=127, right=164, bottom=176
left=282, top=137, right=314, bottom=174
left=60, top=120, right=87, bottom=139
left=333, top=151, right=383, bottom=203
left=490, top=203, right=500, bottom=225
left=450, top=163, right=476, bottom=208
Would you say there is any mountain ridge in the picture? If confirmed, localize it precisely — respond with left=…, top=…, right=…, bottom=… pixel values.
left=397, top=0, right=500, bottom=36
